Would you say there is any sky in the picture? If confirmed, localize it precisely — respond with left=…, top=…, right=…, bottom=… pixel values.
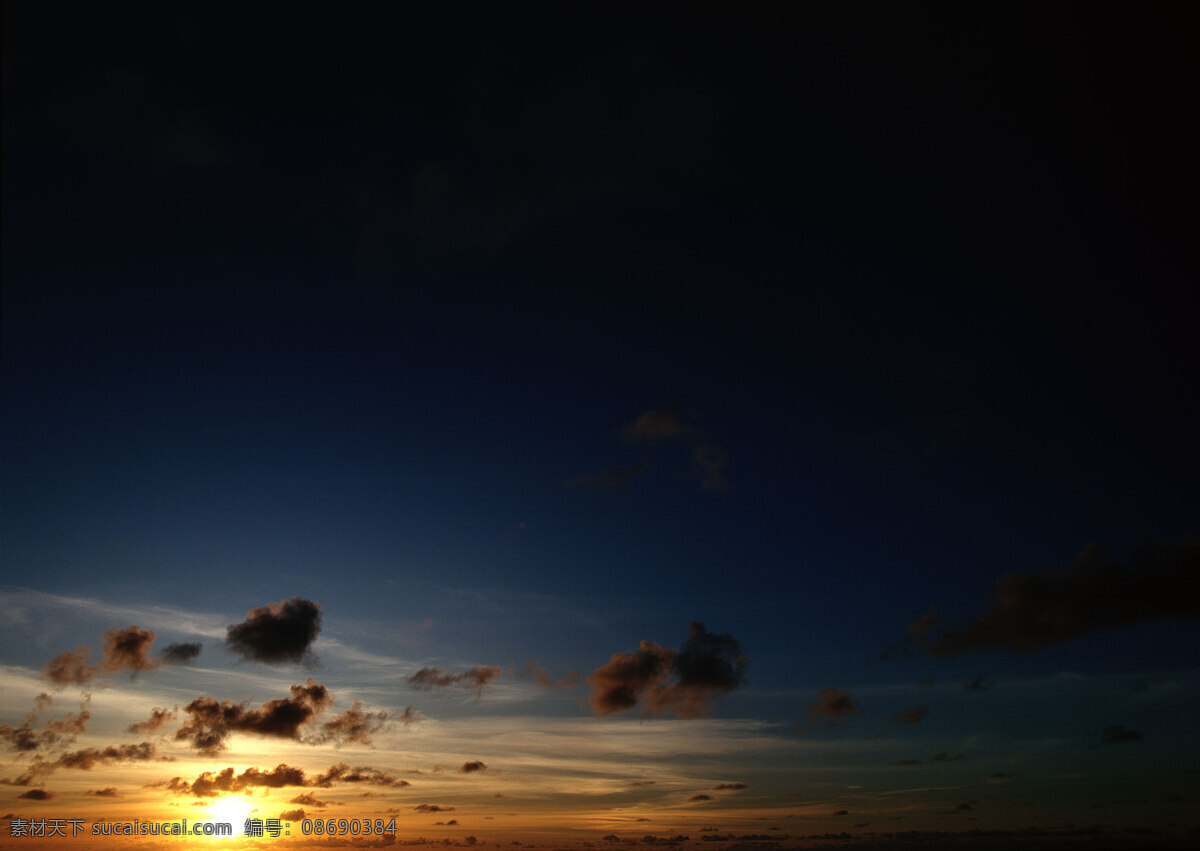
left=2, top=4, right=1199, bottom=849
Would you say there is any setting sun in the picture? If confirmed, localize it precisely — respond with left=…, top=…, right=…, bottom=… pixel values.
left=204, top=796, right=253, bottom=838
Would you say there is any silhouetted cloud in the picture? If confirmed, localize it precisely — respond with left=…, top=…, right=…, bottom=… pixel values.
left=41, top=647, right=96, bottom=686
left=289, top=792, right=327, bottom=808
left=18, top=789, right=53, bottom=800
left=407, top=666, right=502, bottom=696
left=689, top=794, right=712, bottom=802
left=174, top=680, right=332, bottom=753
left=588, top=622, right=747, bottom=718
left=167, top=764, right=309, bottom=797
left=713, top=783, right=746, bottom=790
left=891, top=706, right=928, bottom=725
left=521, top=662, right=582, bottom=689
left=806, top=688, right=858, bottom=727
left=128, top=707, right=177, bottom=735
left=100, top=626, right=159, bottom=676
left=280, top=809, right=305, bottom=822
left=53, top=742, right=160, bottom=770
left=460, top=761, right=486, bottom=773
left=1101, top=724, right=1144, bottom=744
left=318, top=702, right=388, bottom=745
left=312, top=763, right=410, bottom=788
left=907, top=538, right=1200, bottom=654
left=87, top=787, right=120, bottom=797
left=568, top=463, right=647, bottom=492
left=226, top=598, right=322, bottom=664
left=1, top=697, right=90, bottom=751
left=414, top=804, right=455, bottom=812
left=161, top=643, right=202, bottom=665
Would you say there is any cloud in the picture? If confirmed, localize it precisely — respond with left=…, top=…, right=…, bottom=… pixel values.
left=891, top=706, right=928, bottom=725
left=407, top=666, right=502, bottom=696
left=312, top=763, right=410, bottom=788
left=807, top=688, right=858, bottom=727
left=41, top=647, right=95, bottom=686
left=963, top=675, right=993, bottom=692
left=318, top=702, right=389, bottom=745
left=52, top=742, right=160, bottom=770
left=568, top=463, right=647, bottom=492
left=1, top=697, right=90, bottom=751
left=1100, top=725, right=1144, bottom=744
left=167, top=764, right=310, bottom=797
left=521, top=662, right=582, bottom=689
left=100, top=626, right=160, bottom=676
left=414, top=804, right=455, bottom=812
left=289, top=792, right=327, bottom=808
left=907, top=537, right=1200, bottom=655
left=128, top=707, right=177, bottom=735
left=161, top=643, right=202, bottom=665
left=280, top=809, right=305, bottom=822
left=397, top=705, right=423, bottom=726
left=87, top=787, right=121, bottom=797
left=174, top=679, right=333, bottom=753
left=460, top=761, right=486, bottom=773
left=713, top=783, right=746, bottom=790
left=588, top=622, right=747, bottom=718
left=18, top=789, right=54, bottom=800
left=689, top=794, right=712, bottom=802
left=226, top=598, right=322, bottom=664
left=624, top=409, right=685, bottom=443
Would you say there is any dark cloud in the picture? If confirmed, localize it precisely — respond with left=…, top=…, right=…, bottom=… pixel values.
left=280, top=809, right=306, bottom=822
left=588, top=622, right=747, bottom=718
left=891, top=706, right=928, bottom=725
left=1100, top=725, right=1144, bottom=744
left=460, top=761, right=486, bottom=773
left=807, top=688, right=858, bottom=727
left=688, top=794, right=712, bottom=802
left=161, top=643, right=202, bottom=665
left=397, top=705, right=423, bottom=726
left=167, top=764, right=310, bottom=797
left=313, top=763, right=410, bottom=788
left=414, top=804, right=455, bottom=812
left=128, top=706, right=177, bottom=735
left=964, top=675, right=993, bottom=692
left=907, top=538, right=1200, bottom=655
left=87, top=787, right=121, bottom=797
left=18, top=789, right=54, bottom=800
left=174, top=679, right=332, bottom=753
left=319, top=702, right=388, bottom=745
left=226, top=598, right=322, bottom=664
left=521, top=662, right=582, bottom=689
left=41, top=647, right=96, bottom=686
left=713, top=783, right=746, bottom=790
left=407, top=666, right=502, bottom=695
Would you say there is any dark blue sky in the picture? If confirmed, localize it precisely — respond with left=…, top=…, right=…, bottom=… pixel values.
left=3, top=4, right=1199, bottom=846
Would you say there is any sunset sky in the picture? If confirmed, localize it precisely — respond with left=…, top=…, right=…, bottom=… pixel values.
left=2, top=4, right=1198, bottom=849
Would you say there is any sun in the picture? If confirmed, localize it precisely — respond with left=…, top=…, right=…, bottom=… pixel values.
left=206, top=795, right=255, bottom=837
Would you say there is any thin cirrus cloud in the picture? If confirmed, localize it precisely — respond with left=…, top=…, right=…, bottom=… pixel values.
left=588, top=622, right=748, bottom=718
left=906, top=537, right=1200, bottom=655
left=225, top=597, right=322, bottom=665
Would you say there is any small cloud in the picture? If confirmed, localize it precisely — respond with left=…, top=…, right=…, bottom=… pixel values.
left=832, top=810, right=848, bottom=816
left=226, top=598, right=322, bottom=665
left=414, top=804, right=455, bottom=813
left=128, top=706, right=177, bottom=735
left=18, top=789, right=54, bottom=800
left=905, top=537, right=1200, bottom=655
left=407, top=666, right=502, bottom=696
left=807, top=688, right=858, bottom=727
left=289, top=792, right=326, bottom=808
left=964, top=675, right=993, bottom=692
left=689, top=794, right=712, bottom=802
left=891, top=706, right=928, bottom=725
left=280, top=809, right=305, bottom=822
left=460, top=761, right=486, bottom=773
left=41, top=647, right=96, bottom=686
left=100, top=626, right=160, bottom=676
left=521, top=662, right=582, bottom=689
left=397, top=705, right=423, bottom=726
left=713, top=783, right=746, bottom=790
left=318, top=701, right=388, bottom=746
left=87, top=787, right=121, bottom=797
left=161, top=643, right=202, bottom=665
